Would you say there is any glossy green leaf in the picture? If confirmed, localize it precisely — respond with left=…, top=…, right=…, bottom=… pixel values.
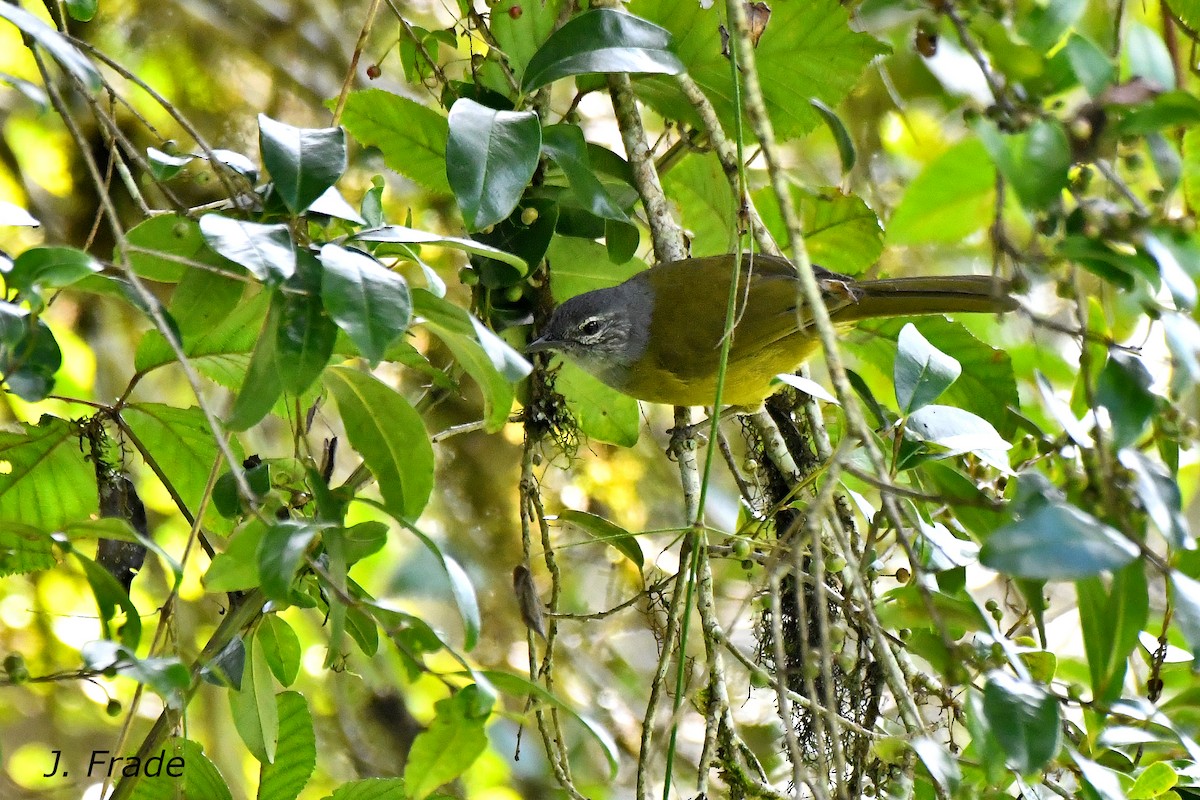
left=258, top=691, right=316, bottom=800
left=199, top=215, right=296, bottom=285
left=888, top=138, right=995, bottom=245
left=226, top=294, right=284, bottom=431
left=0, top=4, right=101, bottom=90
left=1127, top=757, right=1177, bottom=799
left=488, top=0, right=564, bottom=83
left=205, top=520, right=267, bottom=591
left=318, top=244, right=411, bottom=365
left=258, top=114, right=346, bottom=214
left=353, top=225, right=528, bottom=274
left=446, top=99, right=540, bottom=230
left=199, top=636, right=245, bottom=690
left=558, top=509, right=644, bottom=569
left=981, top=501, right=1139, bottom=580
left=7, top=246, right=101, bottom=299
left=81, top=641, right=189, bottom=707
left=125, top=214, right=208, bottom=282
left=2, top=316, right=61, bottom=402
left=275, top=255, right=337, bottom=395
left=1077, top=563, right=1148, bottom=704
left=1064, top=34, right=1115, bottom=97
left=1127, top=22, right=1176, bottom=90
left=895, top=323, right=961, bottom=413
left=982, top=671, right=1061, bottom=774
left=521, top=9, right=684, bottom=92
left=1120, top=449, right=1191, bottom=550
left=911, top=736, right=961, bottom=794
left=324, top=366, right=434, bottom=521
left=905, top=405, right=1010, bottom=465
left=1171, top=572, right=1200, bottom=660
left=1096, top=352, right=1156, bottom=449
left=811, top=99, right=856, bottom=173
left=414, top=289, right=530, bottom=431
left=0, top=525, right=55, bottom=576
left=542, top=124, right=630, bottom=222
left=229, top=637, right=279, bottom=764
left=977, top=118, right=1071, bottom=211
left=259, top=520, right=324, bottom=602
left=146, top=146, right=194, bottom=180
left=1017, top=0, right=1086, bottom=51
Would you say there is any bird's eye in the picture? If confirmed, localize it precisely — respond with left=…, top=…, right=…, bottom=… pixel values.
left=579, top=319, right=602, bottom=337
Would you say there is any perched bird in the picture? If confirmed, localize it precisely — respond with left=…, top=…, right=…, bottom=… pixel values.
left=527, top=253, right=1016, bottom=407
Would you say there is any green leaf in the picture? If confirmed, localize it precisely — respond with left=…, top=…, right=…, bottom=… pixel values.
left=558, top=509, right=644, bottom=569
left=632, top=0, right=885, bottom=139
left=121, top=403, right=243, bottom=533
left=445, top=99, right=540, bottom=230
left=488, top=0, right=564, bottom=84
left=811, top=99, right=856, bottom=173
left=545, top=235, right=645, bottom=302
left=205, top=520, right=266, bottom=591
left=258, top=691, right=316, bottom=800
left=905, top=405, right=1010, bottom=465
left=2, top=316, right=61, bottom=401
left=0, top=525, right=55, bottom=576
left=259, top=520, right=326, bottom=603
left=168, top=267, right=247, bottom=336
left=1171, top=572, right=1200, bottom=660
left=318, top=243, right=411, bottom=365
left=126, top=738, right=233, bottom=800
left=146, top=146, right=193, bottom=180
left=230, top=636, right=279, bottom=764
left=65, top=0, right=98, bottom=22
left=1120, top=449, right=1191, bottom=550
left=258, top=618, right=300, bottom=690
left=1017, top=0, right=1086, bottom=51
left=75, top=554, right=143, bottom=647
left=0, top=4, right=101, bottom=90
left=895, top=323, right=961, bottom=413
left=135, top=287, right=269, bottom=379
left=661, top=152, right=736, bottom=257
left=7, top=246, right=101, bottom=303
left=1073, top=751, right=1127, bottom=800
left=887, top=138, right=995, bottom=245
left=977, top=118, right=1071, bottom=211
left=1143, top=230, right=1197, bottom=311
left=340, top=90, right=450, bottom=194
left=1126, top=22, right=1176, bottom=90
left=275, top=254, right=337, bottom=395
left=911, top=736, right=961, bottom=794
left=982, top=671, right=1061, bottom=774
left=81, top=641, right=189, bottom=706
left=521, top=8, right=684, bottom=92
left=1064, top=34, right=1115, bottom=97
left=553, top=360, right=640, bottom=447
left=542, top=124, right=630, bottom=222
left=0, top=416, right=97, bottom=529
left=1077, top=563, right=1148, bottom=704
left=199, top=215, right=296, bottom=285
left=258, top=114, right=347, bottom=214
left=199, top=636, right=245, bottom=689
left=353, top=225, right=528, bottom=274
left=479, top=669, right=620, bottom=776
left=981, top=501, right=1139, bottom=580
left=226, top=294, right=285, bottom=431
left=414, top=289, right=530, bottom=431
left=1129, top=761, right=1178, bottom=800
left=756, top=187, right=884, bottom=276
left=324, top=366, right=434, bottom=521
left=1096, top=352, right=1156, bottom=449
left=325, top=778, right=408, bottom=800
left=404, top=690, right=489, bottom=800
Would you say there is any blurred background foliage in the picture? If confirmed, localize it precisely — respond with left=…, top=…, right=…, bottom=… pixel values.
left=0, top=0, right=1199, bottom=798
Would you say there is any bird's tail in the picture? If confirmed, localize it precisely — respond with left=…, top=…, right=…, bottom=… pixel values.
left=831, top=275, right=1017, bottom=322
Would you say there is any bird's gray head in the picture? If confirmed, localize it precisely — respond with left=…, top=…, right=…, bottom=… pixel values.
left=526, top=282, right=651, bottom=387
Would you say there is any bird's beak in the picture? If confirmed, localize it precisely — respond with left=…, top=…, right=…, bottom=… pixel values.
left=525, top=336, right=557, bottom=355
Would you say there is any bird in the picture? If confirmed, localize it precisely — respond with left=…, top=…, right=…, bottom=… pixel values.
left=526, top=253, right=1017, bottom=407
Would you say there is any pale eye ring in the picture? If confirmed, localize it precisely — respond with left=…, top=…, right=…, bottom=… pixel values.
left=579, top=319, right=602, bottom=337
